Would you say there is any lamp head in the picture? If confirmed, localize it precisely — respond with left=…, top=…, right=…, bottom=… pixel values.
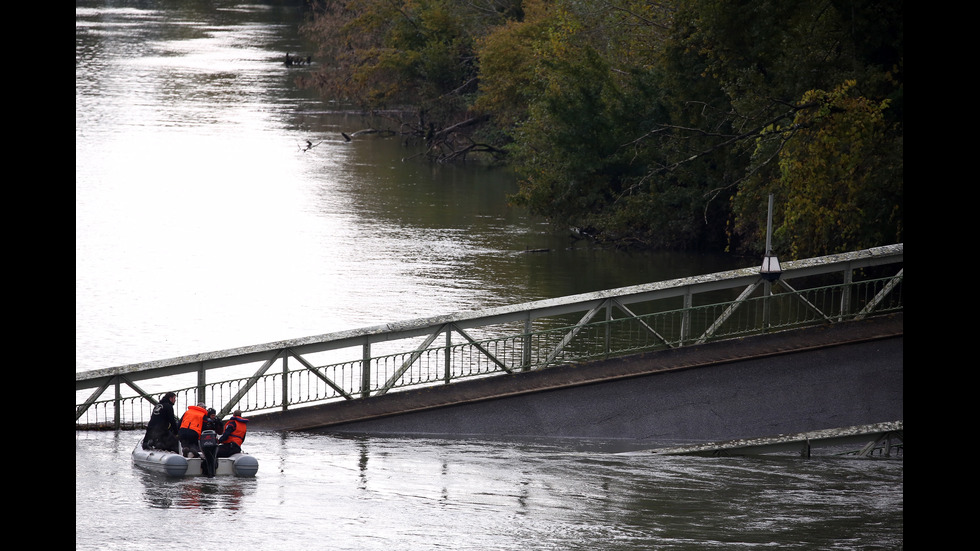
left=760, top=254, right=781, bottom=282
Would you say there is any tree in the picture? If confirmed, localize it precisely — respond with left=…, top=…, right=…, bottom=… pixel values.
left=300, top=0, right=522, bottom=161
left=482, top=1, right=725, bottom=248
left=627, top=0, right=903, bottom=256
left=301, top=0, right=903, bottom=255
left=705, top=0, right=904, bottom=257
left=736, top=82, right=903, bottom=257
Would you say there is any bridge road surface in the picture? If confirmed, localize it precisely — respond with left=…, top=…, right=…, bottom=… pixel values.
left=249, top=313, right=903, bottom=448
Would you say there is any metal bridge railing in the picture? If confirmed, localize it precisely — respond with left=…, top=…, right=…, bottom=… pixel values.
left=76, top=244, right=903, bottom=430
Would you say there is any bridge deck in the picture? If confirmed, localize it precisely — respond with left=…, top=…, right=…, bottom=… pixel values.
left=249, top=313, right=903, bottom=444
left=635, top=421, right=903, bottom=457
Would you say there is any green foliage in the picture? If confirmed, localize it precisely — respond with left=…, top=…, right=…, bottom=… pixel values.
left=302, top=0, right=517, bottom=114
left=483, top=3, right=650, bottom=244
left=301, top=0, right=902, bottom=255
left=661, top=0, right=902, bottom=256
left=712, top=1, right=904, bottom=258
left=772, top=82, right=902, bottom=257
left=472, top=2, right=551, bottom=128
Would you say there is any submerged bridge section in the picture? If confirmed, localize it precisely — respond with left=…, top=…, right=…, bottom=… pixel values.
left=251, top=313, right=903, bottom=449
left=76, top=244, right=903, bottom=451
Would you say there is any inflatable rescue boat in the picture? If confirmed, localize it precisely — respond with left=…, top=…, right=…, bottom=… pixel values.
left=132, top=430, right=258, bottom=477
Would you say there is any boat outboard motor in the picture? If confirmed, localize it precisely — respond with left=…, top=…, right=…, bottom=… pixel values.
left=199, top=430, right=219, bottom=477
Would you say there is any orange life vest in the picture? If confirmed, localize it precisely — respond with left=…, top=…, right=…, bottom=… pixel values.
left=179, top=405, right=208, bottom=435
left=221, top=416, right=249, bottom=447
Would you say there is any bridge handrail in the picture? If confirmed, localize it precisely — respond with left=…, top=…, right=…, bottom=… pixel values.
left=76, top=243, right=902, bottom=382
left=76, top=243, right=902, bottom=429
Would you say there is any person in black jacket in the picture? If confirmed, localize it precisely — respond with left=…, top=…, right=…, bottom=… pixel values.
left=203, top=408, right=224, bottom=435
left=142, top=392, right=179, bottom=452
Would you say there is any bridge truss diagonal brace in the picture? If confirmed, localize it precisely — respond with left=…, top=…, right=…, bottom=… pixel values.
left=75, top=374, right=162, bottom=421
left=538, top=297, right=680, bottom=368
left=376, top=324, right=447, bottom=396
left=539, top=296, right=695, bottom=368
left=694, top=280, right=763, bottom=345
left=375, top=322, right=521, bottom=396
left=76, top=379, right=114, bottom=420
left=772, top=278, right=836, bottom=323
left=216, top=351, right=284, bottom=418
left=855, top=268, right=904, bottom=320
left=288, top=349, right=355, bottom=401
left=449, top=323, right=517, bottom=375
left=856, top=430, right=904, bottom=457
left=610, top=298, right=676, bottom=349
left=538, top=300, right=607, bottom=367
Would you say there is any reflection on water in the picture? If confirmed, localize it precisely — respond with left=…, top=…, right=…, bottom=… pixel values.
left=134, top=467, right=258, bottom=510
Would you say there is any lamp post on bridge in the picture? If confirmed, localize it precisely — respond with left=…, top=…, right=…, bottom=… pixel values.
left=759, top=194, right=781, bottom=282
left=759, top=194, right=781, bottom=332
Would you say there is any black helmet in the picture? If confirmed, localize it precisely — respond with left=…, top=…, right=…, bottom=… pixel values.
left=207, top=408, right=216, bottom=416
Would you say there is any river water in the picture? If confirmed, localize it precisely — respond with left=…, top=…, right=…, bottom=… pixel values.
left=76, top=430, right=903, bottom=551
left=75, top=1, right=902, bottom=548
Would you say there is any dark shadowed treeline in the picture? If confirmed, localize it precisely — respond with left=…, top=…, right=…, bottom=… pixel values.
left=299, top=0, right=903, bottom=258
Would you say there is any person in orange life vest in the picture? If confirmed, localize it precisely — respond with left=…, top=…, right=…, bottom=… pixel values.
left=142, top=391, right=179, bottom=452
left=217, top=410, right=249, bottom=458
left=178, top=402, right=209, bottom=457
